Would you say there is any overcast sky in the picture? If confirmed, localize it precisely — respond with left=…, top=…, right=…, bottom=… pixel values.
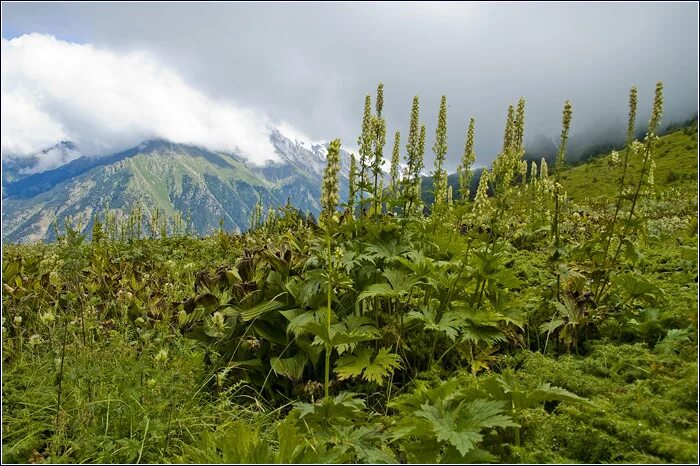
left=1, top=2, right=698, bottom=170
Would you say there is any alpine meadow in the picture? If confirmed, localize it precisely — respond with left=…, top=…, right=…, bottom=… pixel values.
left=2, top=76, right=698, bottom=464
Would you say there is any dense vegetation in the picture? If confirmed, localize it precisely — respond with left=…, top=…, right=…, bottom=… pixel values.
left=2, top=82, right=697, bottom=464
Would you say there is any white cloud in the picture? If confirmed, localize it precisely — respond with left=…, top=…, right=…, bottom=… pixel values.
left=277, top=121, right=325, bottom=148
left=22, top=144, right=83, bottom=174
left=277, top=120, right=360, bottom=157
left=1, top=33, right=281, bottom=165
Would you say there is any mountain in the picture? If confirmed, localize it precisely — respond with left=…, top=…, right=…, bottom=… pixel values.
left=1, top=141, right=81, bottom=185
left=2, top=134, right=350, bottom=243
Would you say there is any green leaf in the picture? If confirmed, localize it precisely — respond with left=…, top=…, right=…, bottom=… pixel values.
left=539, top=318, right=565, bottom=334
left=240, top=300, right=284, bottom=322
left=416, top=398, right=515, bottom=456
left=335, top=348, right=371, bottom=381
left=408, top=308, right=463, bottom=341
left=335, top=347, right=402, bottom=385
left=270, top=352, right=308, bottom=381
left=383, top=268, right=421, bottom=293
left=415, top=403, right=480, bottom=456
left=357, top=283, right=397, bottom=301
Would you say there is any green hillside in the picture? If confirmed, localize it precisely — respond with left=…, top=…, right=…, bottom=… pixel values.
left=561, top=125, right=698, bottom=202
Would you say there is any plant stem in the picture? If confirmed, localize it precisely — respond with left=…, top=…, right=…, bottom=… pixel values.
left=55, top=319, right=68, bottom=427
left=324, top=230, right=332, bottom=399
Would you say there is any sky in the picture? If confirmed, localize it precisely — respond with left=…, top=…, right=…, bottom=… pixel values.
left=1, top=1, right=698, bottom=171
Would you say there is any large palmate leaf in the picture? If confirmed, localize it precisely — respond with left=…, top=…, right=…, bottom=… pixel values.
left=415, top=399, right=516, bottom=456
left=335, top=347, right=402, bottom=385
left=365, top=238, right=411, bottom=263
left=357, top=268, right=422, bottom=301
left=300, top=313, right=380, bottom=353
left=407, top=307, right=463, bottom=341
left=383, top=268, right=422, bottom=294
left=295, top=391, right=366, bottom=426
left=482, top=369, right=589, bottom=413
left=614, top=272, right=664, bottom=305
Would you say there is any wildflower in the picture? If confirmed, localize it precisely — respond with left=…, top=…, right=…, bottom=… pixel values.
left=631, top=140, right=645, bottom=157
left=13, top=316, right=22, bottom=325
left=40, top=312, right=55, bottom=325
left=473, top=169, right=491, bottom=221
left=389, top=131, right=401, bottom=195
left=610, top=150, right=620, bottom=165
left=648, top=81, right=664, bottom=135
left=155, top=348, right=169, bottom=364
left=519, top=160, right=528, bottom=180
left=459, top=118, right=477, bottom=199
left=334, top=247, right=344, bottom=264
left=29, top=334, right=42, bottom=346
left=648, top=159, right=656, bottom=187
left=432, top=95, right=449, bottom=206
left=321, top=139, right=342, bottom=224
left=540, top=158, right=549, bottom=179
left=212, top=312, right=226, bottom=332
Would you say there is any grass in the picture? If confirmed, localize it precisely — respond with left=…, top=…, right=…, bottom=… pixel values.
left=561, top=126, right=698, bottom=203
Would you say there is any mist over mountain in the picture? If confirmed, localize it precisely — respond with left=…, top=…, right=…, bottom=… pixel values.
left=1, top=131, right=351, bottom=243
left=525, top=113, right=699, bottom=165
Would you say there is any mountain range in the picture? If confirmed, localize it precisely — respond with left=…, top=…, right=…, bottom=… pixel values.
left=1, top=131, right=351, bottom=243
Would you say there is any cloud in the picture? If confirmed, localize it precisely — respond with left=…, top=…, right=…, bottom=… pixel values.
left=1, top=33, right=281, bottom=165
left=1, top=3, right=697, bottom=173
left=22, top=143, right=83, bottom=174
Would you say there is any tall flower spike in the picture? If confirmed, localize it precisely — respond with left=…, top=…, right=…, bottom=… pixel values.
left=390, top=131, right=401, bottom=195
left=321, top=139, right=342, bottom=223
left=540, top=158, right=549, bottom=179
left=432, top=95, right=448, bottom=206
left=412, top=125, right=425, bottom=212
left=555, top=101, right=573, bottom=178
left=348, top=152, right=357, bottom=211
left=371, top=83, right=387, bottom=212
left=502, top=105, right=515, bottom=153
left=627, top=86, right=638, bottom=143
left=357, top=95, right=373, bottom=210
left=648, top=81, right=664, bottom=136
left=514, top=98, right=526, bottom=154
left=404, top=96, right=421, bottom=212
left=415, top=123, right=426, bottom=202
left=405, top=96, right=420, bottom=182
left=473, top=169, right=491, bottom=221
left=459, top=118, right=476, bottom=199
